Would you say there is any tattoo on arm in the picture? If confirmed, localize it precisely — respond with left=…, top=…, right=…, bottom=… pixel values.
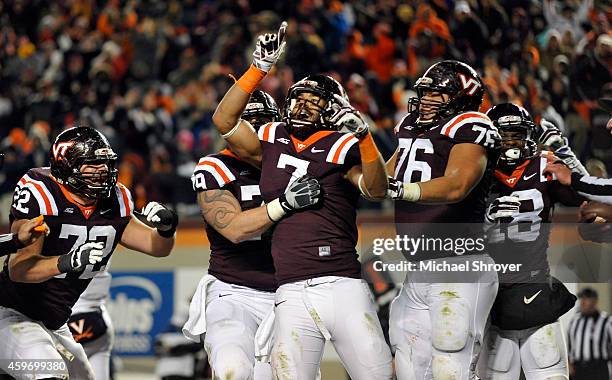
left=198, top=190, right=242, bottom=229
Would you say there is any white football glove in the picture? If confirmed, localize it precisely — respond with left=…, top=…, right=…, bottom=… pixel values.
left=252, top=21, right=287, bottom=73
left=537, top=118, right=566, bottom=150
left=486, top=196, right=521, bottom=223
left=57, top=242, right=105, bottom=273
left=538, top=119, right=589, bottom=175
left=328, top=94, right=369, bottom=138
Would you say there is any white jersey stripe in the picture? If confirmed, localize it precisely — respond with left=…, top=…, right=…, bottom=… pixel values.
left=326, top=133, right=357, bottom=164
left=19, top=175, right=58, bottom=215
left=583, top=316, right=594, bottom=361
left=440, top=112, right=491, bottom=137
left=115, top=184, right=133, bottom=217
left=196, top=157, right=236, bottom=187
left=446, top=117, right=492, bottom=138
left=198, top=157, right=236, bottom=185
left=115, top=186, right=127, bottom=217
left=257, top=122, right=280, bottom=143
left=593, top=313, right=605, bottom=359
left=580, top=175, right=612, bottom=186
left=539, top=154, right=556, bottom=182
left=336, top=135, right=359, bottom=164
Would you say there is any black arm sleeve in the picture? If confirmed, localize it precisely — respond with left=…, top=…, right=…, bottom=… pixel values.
left=571, top=173, right=612, bottom=204
left=0, top=233, right=22, bottom=257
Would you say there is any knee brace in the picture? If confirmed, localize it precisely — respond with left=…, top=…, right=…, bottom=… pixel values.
left=431, top=297, right=470, bottom=352
left=529, top=325, right=561, bottom=368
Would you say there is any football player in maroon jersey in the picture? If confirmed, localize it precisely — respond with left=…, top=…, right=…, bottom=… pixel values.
left=182, top=89, right=322, bottom=380
left=481, top=103, right=584, bottom=380
left=0, top=127, right=177, bottom=379
left=211, top=22, right=393, bottom=380
left=0, top=153, right=50, bottom=256
left=385, top=60, right=500, bottom=380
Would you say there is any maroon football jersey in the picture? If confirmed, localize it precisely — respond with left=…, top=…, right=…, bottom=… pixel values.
left=257, top=122, right=362, bottom=285
left=1, top=168, right=132, bottom=330
left=393, top=111, right=500, bottom=260
left=191, top=149, right=276, bottom=291
left=488, top=153, right=584, bottom=283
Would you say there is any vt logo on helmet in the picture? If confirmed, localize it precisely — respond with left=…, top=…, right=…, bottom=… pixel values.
left=283, top=74, right=348, bottom=140
left=409, top=60, right=485, bottom=127
left=50, top=127, right=118, bottom=199
left=486, top=103, right=538, bottom=167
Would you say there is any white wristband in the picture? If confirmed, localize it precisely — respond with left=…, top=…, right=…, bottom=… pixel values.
left=266, top=198, right=286, bottom=222
left=402, top=182, right=421, bottom=202
left=221, top=119, right=243, bottom=139
left=357, top=174, right=371, bottom=197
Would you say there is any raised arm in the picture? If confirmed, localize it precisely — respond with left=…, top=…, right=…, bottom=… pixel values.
left=212, top=22, right=287, bottom=166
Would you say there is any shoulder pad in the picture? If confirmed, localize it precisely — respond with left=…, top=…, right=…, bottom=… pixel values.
left=440, top=112, right=499, bottom=148
left=257, top=122, right=285, bottom=143
left=325, top=133, right=359, bottom=165
left=192, top=155, right=236, bottom=191
left=14, top=170, right=59, bottom=216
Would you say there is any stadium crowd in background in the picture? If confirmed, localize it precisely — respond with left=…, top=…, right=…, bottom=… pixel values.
left=0, top=0, right=610, bottom=216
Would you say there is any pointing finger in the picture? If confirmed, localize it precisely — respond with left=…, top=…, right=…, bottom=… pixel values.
left=278, top=21, right=288, bottom=45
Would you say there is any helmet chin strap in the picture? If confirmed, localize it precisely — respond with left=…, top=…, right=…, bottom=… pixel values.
left=416, top=116, right=436, bottom=126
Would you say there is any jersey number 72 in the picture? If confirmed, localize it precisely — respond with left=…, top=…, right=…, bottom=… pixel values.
left=55, top=224, right=117, bottom=279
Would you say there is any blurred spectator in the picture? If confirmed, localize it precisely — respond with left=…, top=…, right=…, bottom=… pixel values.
left=533, top=93, right=566, bottom=134
left=478, top=0, right=509, bottom=50
left=570, top=34, right=612, bottom=119
left=543, top=0, right=593, bottom=42
left=0, top=0, right=609, bottom=217
left=364, top=22, right=395, bottom=83
left=449, top=1, right=489, bottom=65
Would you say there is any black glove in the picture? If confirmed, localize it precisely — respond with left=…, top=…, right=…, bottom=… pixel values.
left=387, top=177, right=404, bottom=200
left=536, top=118, right=566, bottom=150
left=266, top=174, right=321, bottom=221
left=138, top=202, right=179, bottom=238
left=57, top=242, right=105, bottom=274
